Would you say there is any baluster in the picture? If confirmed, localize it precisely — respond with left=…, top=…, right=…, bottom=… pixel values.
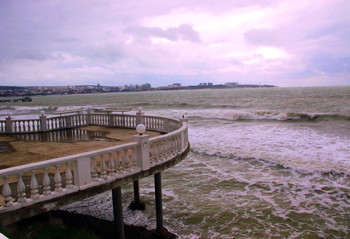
left=91, top=157, right=99, bottom=182
left=153, top=142, right=159, bottom=163
left=65, top=162, right=73, bottom=189
left=109, top=153, right=116, bottom=176
left=166, top=138, right=173, bottom=157
left=17, top=173, right=27, bottom=203
left=121, top=150, right=127, bottom=171
left=173, top=137, right=178, bottom=154
left=30, top=171, right=40, bottom=199
left=166, top=139, right=171, bottom=158
left=2, top=176, right=13, bottom=207
left=149, top=144, right=154, bottom=164
left=132, top=147, right=137, bottom=169
left=126, top=150, right=133, bottom=172
left=169, top=138, right=173, bottom=156
left=170, top=137, right=174, bottom=154
left=171, top=137, right=176, bottom=154
left=117, top=151, right=123, bottom=173
left=159, top=141, right=164, bottom=161
left=101, top=155, right=108, bottom=180
left=165, top=139, right=170, bottom=158
left=160, top=140, right=165, bottom=160
left=54, top=165, right=63, bottom=192
left=165, top=139, right=169, bottom=158
left=43, top=168, right=51, bottom=195
left=125, top=150, right=130, bottom=171
left=158, top=141, right=163, bottom=161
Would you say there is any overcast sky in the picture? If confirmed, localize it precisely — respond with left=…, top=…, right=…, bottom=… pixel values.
left=1, top=0, right=349, bottom=87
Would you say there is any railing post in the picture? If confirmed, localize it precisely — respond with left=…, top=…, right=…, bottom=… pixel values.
left=86, top=109, right=92, bottom=125
left=136, top=107, right=143, bottom=125
left=163, top=119, right=169, bottom=133
left=109, top=112, right=114, bottom=127
left=5, top=116, right=12, bottom=133
left=66, top=115, right=72, bottom=128
left=133, top=133, right=150, bottom=171
left=73, top=157, right=92, bottom=186
left=39, top=114, right=47, bottom=132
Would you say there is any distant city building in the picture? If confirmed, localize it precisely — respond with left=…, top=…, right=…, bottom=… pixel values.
left=225, top=82, right=239, bottom=87
left=167, top=83, right=182, bottom=88
left=0, top=82, right=275, bottom=97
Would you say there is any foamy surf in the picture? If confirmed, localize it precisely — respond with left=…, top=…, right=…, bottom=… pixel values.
left=2, top=87, right=350, bottom=238
left=189, top=122, right=350, bottom=175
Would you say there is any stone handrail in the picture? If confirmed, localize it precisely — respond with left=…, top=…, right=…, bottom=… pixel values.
left=0, top=112, right=189, bottom=217
left=0, top=112, right=181, bottom=134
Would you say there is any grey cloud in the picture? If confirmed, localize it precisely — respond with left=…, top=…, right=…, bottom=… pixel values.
left=309, top=54, right=350, bottom=73
left=124, top=24, right=202, bottom=43
left=244, top=28, right=290, bottom=47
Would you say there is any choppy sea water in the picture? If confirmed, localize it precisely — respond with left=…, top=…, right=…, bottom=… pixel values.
left=1, top=87, right=350, bottom=238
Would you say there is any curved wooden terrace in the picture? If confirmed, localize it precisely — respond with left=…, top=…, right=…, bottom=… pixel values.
left=0, top=110, right=190, bottom=238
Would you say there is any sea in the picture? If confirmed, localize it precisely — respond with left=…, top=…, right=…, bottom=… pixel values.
left=1, top=86, right=350, bottom=238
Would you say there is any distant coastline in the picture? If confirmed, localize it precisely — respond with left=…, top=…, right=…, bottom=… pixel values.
left=0, top=83, right=276, bottom=97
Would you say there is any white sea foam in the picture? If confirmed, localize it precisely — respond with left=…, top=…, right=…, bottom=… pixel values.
left=144, top=108, right=349, bottom=122
left=189, top=122, right=350, bottom=174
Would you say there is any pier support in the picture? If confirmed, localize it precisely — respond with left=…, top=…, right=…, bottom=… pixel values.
left=112, top=187, right=124, bottom=239
left=129, top=180, right=145, bottom=210
left=154, top=172, right=164, bottom=233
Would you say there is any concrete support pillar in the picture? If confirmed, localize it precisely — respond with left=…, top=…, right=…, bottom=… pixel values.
left=5, top=116, right=12, bottom=133
left=112, top=187, right=124, bottom=239
left=133, top=180, right=140, bottom=204
left=39, top=115, right=47, bottom=132
left=154, top=172, right=164, bottom=233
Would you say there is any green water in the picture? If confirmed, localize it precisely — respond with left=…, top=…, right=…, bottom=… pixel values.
left=2, top=87, right=350, bottom=238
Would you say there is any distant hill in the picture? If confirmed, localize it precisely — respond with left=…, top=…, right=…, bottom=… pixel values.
left=0, top=86, right=26, bottom=90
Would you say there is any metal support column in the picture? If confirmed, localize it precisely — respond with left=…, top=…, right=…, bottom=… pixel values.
left=154, top=172, right=164, bottom=233
left=112, top=187, right=124, bottom=239
left=133, top=180, right=140, bottom=204
left=129, top=180, right=146, bottom=210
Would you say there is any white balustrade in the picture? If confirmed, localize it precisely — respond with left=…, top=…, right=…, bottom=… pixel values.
left=0, top=121, right=6, bottom=133
left=0, top=112, right=189, bottom=213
